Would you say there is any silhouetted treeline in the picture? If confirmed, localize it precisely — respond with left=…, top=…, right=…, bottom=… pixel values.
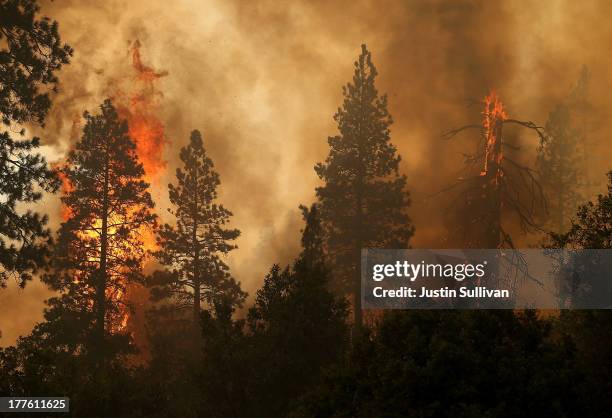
left=2, top=2, right=612, bottom=418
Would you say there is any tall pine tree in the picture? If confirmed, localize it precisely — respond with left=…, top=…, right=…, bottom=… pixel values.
left=567, top=66, right=597, bottom=195
left=537, top=70, right=590, bottom=234
left=44, top=99, right=156, bottom=355
left=315, top=44, right=413, bottom=336
left=537, top=104, right=581, bottom=233
left=212, top=204, right=348, bottom=418
left=0, top=0, right=72, bottom=286
left=151, top=130, right=244, bottom=324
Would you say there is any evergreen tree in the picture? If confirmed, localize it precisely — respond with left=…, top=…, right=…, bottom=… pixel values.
left=0, top=98, right=155, bottom=415
left=315, top=44, right=414, bottom=336
left=0, top=313, right=142, bottom=417
left=198, top=301, right=250, bottom=418
left=567, top=66, right=598, bottom=194
left=292, top=310, right=582, bottom=418
left=0, top=0, right=72, bottom=286
left=244, top=204, right=348, bottom=417
left=548, top=172, right=612, bottom=306
left=44, top=99, right=156, bottom=358
left=537, top=88, right=583, bottom=234
left=549, top=172, right=612, bottom=415
left=551, top=172, right=612, bottom=249
left=151, top=130, right=244, bottom=323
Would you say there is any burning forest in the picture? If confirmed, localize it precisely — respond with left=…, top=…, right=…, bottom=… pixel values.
left=2, top=0, right=612, bottom=416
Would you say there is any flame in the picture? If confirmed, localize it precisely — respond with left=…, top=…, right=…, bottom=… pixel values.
left=110, top=41, right=167, bottom=334
left=58, top=41, right=166, bottom=334
left=480, top=90, right=507, bottom=182
left=119, top=40, right=169, bottom=183
left=56, top=167, right=74, bottom=221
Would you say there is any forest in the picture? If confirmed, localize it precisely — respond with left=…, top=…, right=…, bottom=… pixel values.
left=1, top=1, right=612, bottom=417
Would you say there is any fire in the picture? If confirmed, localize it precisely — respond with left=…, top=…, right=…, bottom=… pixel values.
left=111, top=41, right=167, bottom=334
left=480, top=90, right=507, bottom=182
left=58, top=41, right=167, bottom=334
left=119, top=40, right=168, bottom=183
left=56, top=167, right=74, bottom=221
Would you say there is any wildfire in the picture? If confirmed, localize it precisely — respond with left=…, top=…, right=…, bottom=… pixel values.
left=119, top=40, right=168, bottom=183
left=119, top=40, right=167, bottom=252
left=56, top=168, right=74, bottom=221
left=58, top=41, right=167, bottom=334
left=111, top=42, right=168, bottom=334
left=480, top=90, right=507, bottom=181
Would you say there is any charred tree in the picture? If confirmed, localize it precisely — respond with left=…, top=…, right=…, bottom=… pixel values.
left=444, top=91, right=546, bottom=249
left=443, top=91, right=547, bottom=296
left=315, top=44, right=414, bottom=339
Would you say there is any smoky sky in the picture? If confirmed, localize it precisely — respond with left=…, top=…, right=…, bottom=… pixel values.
left=1, top=0, right=612, bottom=345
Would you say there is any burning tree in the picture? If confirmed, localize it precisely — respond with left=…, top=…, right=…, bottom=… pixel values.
left=44, top=99, right=156, bottom=359
left=443, top=91, right=547, bottom=298
left=444, top=91, right=546, bottom=249
left=150, top=130, right=244, bottom=324
left=315, top=44, right=414, bottom=337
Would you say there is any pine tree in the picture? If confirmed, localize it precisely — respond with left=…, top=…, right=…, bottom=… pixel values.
left=551, top=172, right=612, bottom=249
left=44, top=99, right=156, bottom=354
left=537, top=77, right=585, bottom=234
left=245, top=204, right=348, bottom=417
left=151, top=130, right=244, bottom=324
left=315, top=44, right=414, bottom=336
left=0, top=0, right=72, bottom=286
left=567, top=66, right=597, bottom=195
left=550, top=172, right=612, bottom=411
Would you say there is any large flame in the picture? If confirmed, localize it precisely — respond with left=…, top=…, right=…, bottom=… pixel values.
left=58, top=41, right=166, bottom=335
left=480, top=90, right=507, bottom=183
left=119, top=40, right=169, bottom=184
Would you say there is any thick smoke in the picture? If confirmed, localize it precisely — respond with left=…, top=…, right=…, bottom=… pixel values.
left=1, top=0, right=611, bottom=344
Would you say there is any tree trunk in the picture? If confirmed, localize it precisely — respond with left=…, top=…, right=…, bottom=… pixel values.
left=484, top=118, right=503, bottom=249
left=354, top=187, right=364, bottom=339
left=98, top=150, right=110, bottom=343
left=353, top=85, right=366, bottom=340
left=558, top=189, right=565, bottom=234
left=96, top=146, right=110, bottom=373
left=192, top=165, right=201, bottom=325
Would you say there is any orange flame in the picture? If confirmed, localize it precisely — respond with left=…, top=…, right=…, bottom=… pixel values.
left=55, top=166, right=74, bottom=221
left=119, top=40, right=169, bottom=183
left=480, top=90, right=507, bottom=182
left=112, top=41, right=167, bottom=334
left=58, top=41, right=166, bottom=334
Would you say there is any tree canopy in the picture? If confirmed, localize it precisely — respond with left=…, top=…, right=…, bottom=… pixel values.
left=0, top=0, right=72, bottom=287
left=315, top=44, right=413, bottom=335
left=151, top=129, right=244, bottom=322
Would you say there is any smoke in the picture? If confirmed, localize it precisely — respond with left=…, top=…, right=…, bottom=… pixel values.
left=2, top=0, right=612, bottom=345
